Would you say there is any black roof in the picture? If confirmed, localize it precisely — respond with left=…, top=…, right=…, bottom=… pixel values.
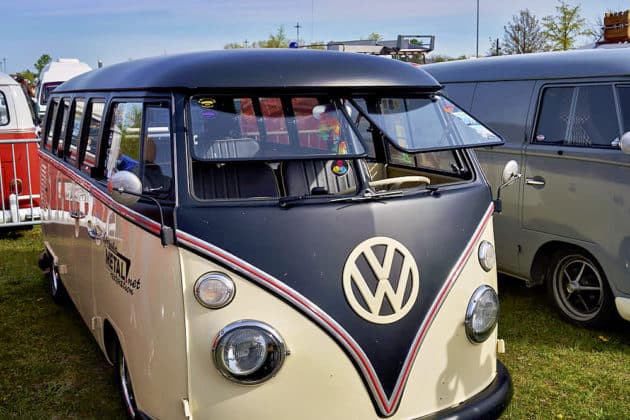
left=56, top=49, right=439, bottom=92
left=423, top=48, right=630, bottom=83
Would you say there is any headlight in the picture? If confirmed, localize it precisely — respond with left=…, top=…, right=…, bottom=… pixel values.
left=213, top=321, right=288, bottom=384
left=194, top=272, right=235, bottom=309
left=478, top=240, right=496, bottom=272
left=465, top=285, right=499, bottom=343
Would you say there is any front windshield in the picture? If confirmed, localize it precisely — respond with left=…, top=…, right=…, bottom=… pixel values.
left=189, top=95, right=366, bottom=160
left=352, top=95, right=502, bottom=152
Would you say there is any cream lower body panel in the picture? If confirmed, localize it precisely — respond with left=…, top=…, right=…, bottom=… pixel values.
left=180, top=220, right=499, bottom=419
left=615, top=297, right=630, bottom=321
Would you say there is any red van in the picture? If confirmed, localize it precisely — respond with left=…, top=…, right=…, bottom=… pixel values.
left=0, top=72, right=40, bottom=229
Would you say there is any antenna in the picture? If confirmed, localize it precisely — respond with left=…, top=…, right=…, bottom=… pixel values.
left=294, top=22, right=302, bottom=44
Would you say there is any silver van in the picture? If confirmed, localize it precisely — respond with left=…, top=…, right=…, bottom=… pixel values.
left=424, top=49, right=630, bottom=327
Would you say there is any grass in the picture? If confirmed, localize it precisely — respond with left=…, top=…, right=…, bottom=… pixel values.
left=0, top=227, right=628, bottom=419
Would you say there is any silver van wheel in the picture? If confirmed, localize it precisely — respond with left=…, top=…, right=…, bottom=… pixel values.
left=118, top=346, right=138, bottom=419
left=547, top=249, right=613, bottom=327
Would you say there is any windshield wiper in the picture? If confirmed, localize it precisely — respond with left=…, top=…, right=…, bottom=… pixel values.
left=331, top=189, right=403, bottom=203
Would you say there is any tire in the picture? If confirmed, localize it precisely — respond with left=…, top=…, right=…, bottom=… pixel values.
left=48, top=262, right=68, bottom=305
left=116, top=343, right=140, bottom=419
left=546, top=248, right=615, bottom=328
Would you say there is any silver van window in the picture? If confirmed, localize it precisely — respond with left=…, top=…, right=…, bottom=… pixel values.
left=617, top=86, right=630, bottom=133
left=536, top=85, right=619, bottom=148
left=0, top=92, right=8, bottom=125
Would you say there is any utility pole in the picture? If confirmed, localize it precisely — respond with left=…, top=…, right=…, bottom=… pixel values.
left=294, top=22, right=302, bottom=45
left=2, top=57, right=6, bottom=73
left=495, top=38, right=500, bottom=56
left=476, top=0, right=480, bottom=57
left=244, top=39, right=249, bottom=48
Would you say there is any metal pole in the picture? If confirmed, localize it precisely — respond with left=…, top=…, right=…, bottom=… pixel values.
left=476, top=0, right=479, bottom=57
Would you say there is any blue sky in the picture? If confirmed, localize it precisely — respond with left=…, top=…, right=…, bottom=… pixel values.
left=1, top=0, right=626, bottom=74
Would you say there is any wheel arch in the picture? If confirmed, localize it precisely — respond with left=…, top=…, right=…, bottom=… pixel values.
left=530, top=241, right=606, bottom=287
left=103, top=319, right=119, bottom=366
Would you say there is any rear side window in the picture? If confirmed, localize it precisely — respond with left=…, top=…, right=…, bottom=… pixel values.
left=55, top=98, right=70, bottom=157
left=44, top=99, right=59, bottom=151
left=617, top=86, right=630, bottom=133
left=535, top=85, right=620, bottom=148
left=67, top=98, right=85, bottom=164
left=82, top=100, right=105, bottom=172
left=0, top=92, right=8, bottom=125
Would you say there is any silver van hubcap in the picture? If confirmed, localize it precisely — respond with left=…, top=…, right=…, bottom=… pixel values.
left=554, top=255, right=603, bottom=321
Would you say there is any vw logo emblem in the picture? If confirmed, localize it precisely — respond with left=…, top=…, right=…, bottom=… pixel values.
left=343, top=237, right=420, bottom=324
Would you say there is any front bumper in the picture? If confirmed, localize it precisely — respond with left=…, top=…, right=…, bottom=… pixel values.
left=419, top=361, right=513, bottom=420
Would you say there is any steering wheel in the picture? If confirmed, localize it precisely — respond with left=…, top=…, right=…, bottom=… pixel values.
left=369, top=176, right=431, bottom=191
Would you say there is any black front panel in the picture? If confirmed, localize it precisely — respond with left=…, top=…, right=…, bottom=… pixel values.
left=178, top=184, right=490, bottom=399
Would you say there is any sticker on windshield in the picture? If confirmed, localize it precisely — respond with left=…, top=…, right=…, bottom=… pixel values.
left=201, top=110, right=217, bottom=119
left=198, top=98, right=216, bottom=108
left=331, top=159, right=349, bottom=176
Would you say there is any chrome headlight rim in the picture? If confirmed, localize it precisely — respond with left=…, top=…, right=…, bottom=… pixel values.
left=194, top=272, right=235, bottom=309
left=465, top=285, right=499, bottom=343
left=212, top=320, right=287, bottom=385
left=478, top=240, right=496, bottom=272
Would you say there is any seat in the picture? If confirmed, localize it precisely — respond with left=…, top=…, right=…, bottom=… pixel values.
left=281, top=160, right=358, bottom=196
left=206, top=138, right=260, bottom=159
left=193, top=162, right=279, bottom=199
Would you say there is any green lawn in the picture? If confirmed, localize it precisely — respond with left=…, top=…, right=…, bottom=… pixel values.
left=0, top=227, right=628, bottom=419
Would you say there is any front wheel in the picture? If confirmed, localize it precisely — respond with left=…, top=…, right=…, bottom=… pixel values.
left=546, top=249, right=614, bottom=328
left=117, top=343, right=140, bottom=419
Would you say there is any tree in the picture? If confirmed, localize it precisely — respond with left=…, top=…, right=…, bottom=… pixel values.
left=15, top=70, right=36, bottom=84
left=224, top=42, right=245, bottom=49
left=366, top=32, right=383, bottom=41
left=258, top=26, right=289, bottom=48
left=34, top=54, right=52, bottom=77
left=502, top=9, right=547, bottom=54
left=542, top=1, right=589, bottom=51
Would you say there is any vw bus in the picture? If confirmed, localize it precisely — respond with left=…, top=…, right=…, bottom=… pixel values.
left=38, top=50, right=512, bottom=419
left=424, top=49, right=630, bottom=327
left=0, top=72, right=40, bottom=230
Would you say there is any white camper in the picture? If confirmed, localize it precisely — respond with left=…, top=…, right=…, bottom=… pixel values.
left=35, top=58, right=92, bottom=118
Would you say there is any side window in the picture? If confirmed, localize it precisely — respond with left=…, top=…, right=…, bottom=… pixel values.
left=618, top=86, right=630, bottom=134
left=82, top=100, right=105, bottom=172
left=535, top=85, right=619, bottom=148
left=67, top=98, right=85, bottom=164
left=44, top=99, right=59, bottom=152
left=0, top=91, right=9, bottom=125
left=55, top=98, right=71, bottom=157
left=535, top=87, right=573, bottom=144
left=142, top=105, right=172, bottom=195
left=570, top=85, right=618, bottom=147
left=105, top=102, right=142, bottom=180
left=470, top=81, right=534, bottom=143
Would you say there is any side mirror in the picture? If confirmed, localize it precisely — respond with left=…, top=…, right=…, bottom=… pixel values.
left=620, top=132, right=630, bottom=155
left=501, top=160, right=520, bottom=184
left=109, top=171, right=142, bottom=206
left=494, top=160, right=522, bottom=214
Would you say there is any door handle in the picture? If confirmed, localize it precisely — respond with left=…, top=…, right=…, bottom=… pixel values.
left=69, top=210, right=86, bottom=219
left=87, top=226, right=105, bottom=240
left=526, top=177, right=546, bottom=187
